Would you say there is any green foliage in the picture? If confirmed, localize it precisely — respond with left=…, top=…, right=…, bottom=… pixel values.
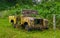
left=16, top=0, right=32, bottom=5
left=0, top=0, right=60, bottom=28
left=0, top=1, right=60, bottom=37
left=0, top=1, right=60, bottom=17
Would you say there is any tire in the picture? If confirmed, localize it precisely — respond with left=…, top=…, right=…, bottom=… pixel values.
left=45, top=26, right=48, bottom=29
left=12, top=23, right=16, bottom=28
left=25, top=25, right=30, bottom=31
left=13, top=24, right=17, bottom=28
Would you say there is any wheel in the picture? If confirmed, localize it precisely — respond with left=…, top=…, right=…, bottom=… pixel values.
left=45, top=26, right=48, bottom=29
left=25, top=25, right=31, bottom=31
left=13, top=24, right=17, bottom=28
left=11, top=23, right=17, bottom=28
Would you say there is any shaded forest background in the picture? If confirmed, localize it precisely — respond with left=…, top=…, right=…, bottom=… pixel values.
left=0, top=0, right=60, bottom=15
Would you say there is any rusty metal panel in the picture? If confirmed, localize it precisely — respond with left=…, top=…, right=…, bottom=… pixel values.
left=22, top=10, right=38, bottom=16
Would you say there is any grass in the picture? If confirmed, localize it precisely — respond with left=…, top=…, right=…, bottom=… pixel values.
left=0, top=18, right=60, bottom=38
left=0, top=0, right=60, bottom=38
